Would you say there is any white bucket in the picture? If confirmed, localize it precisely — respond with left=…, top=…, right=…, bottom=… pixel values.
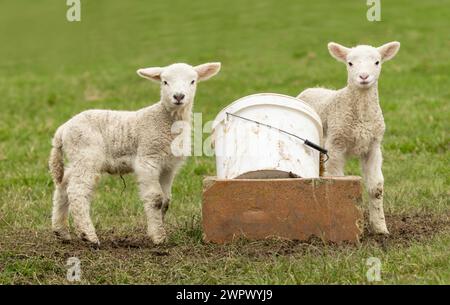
left=212, top=93, right=323, bottom=179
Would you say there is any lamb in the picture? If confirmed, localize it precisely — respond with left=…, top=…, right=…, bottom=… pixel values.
left=49, top=62, right=221, bottom=245
left=298, top=42, right=400, bottom=234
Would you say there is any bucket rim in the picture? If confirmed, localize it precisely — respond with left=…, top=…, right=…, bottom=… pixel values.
left=212, top=93, right=323, bottom=135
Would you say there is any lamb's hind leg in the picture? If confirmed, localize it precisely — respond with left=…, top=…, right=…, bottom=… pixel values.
left=66, top=166, right=100, bottom=245
left=362, top=144, right=389, bottom=234
left=135, top=159, right=167, bottom=244
left=52, top=177, right=71, bottom=241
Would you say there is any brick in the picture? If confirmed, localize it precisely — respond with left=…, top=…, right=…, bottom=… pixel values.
left=202, top=176, right=363, bottom=244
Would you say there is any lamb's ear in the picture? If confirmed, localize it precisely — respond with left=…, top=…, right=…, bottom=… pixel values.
left=136, top=67, right=164, bottom=82
left=378, top=41, right=400, bottom=62
left=328, top=42, right=351, bottom=63
left=194, top=62, right=221, bottom=82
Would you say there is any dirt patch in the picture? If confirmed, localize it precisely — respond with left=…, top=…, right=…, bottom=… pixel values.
left=1, top=213, right=449, bottom=261
left=215, top=212, right=450, bottom=257
left=0, top=212, right=449, bottom=284
left=361, top=213, right=450, bottom=250
left=92, top=213, right=448, bottom=254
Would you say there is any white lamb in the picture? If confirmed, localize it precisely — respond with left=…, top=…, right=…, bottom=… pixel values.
left=49, top=62, right=221, bottom=245
left=298, top=42, right=400, bottom=234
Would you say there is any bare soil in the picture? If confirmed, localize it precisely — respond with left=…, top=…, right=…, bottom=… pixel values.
left=1, top=213, right=448, bottom=261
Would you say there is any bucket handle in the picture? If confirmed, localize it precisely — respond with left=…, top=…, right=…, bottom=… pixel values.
left=226, top=112, right=329, bottom=160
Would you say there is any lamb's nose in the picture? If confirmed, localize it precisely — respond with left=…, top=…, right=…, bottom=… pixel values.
left=359, top=74, right=369, bottom=80
left=173, top=94, right=185, bottom=102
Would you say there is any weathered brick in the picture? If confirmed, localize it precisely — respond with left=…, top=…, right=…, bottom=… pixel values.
left=202, top=176, right=363, bottom=244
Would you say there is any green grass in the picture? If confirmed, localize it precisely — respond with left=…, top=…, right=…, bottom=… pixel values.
left=0, top=0, right=449, bottom=284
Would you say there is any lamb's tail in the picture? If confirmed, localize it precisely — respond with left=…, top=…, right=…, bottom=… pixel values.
left=49, top=126, right=65, bottom=185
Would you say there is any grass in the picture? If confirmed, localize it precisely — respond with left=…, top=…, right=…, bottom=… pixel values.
left=0, top=0, right=449, bottom=284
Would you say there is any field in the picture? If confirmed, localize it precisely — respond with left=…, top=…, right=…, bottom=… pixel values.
left=0, top=0, right=449, bottom=284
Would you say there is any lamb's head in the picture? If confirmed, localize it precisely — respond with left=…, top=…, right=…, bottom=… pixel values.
left=328, top=41, right=400, bottom=89
left=137, top=62, right=221, bottom=109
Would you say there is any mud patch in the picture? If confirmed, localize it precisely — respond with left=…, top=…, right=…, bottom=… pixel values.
left=0, top=213, right=448, bottom=284
left=101, top=232, right=169, bottom=256
left=214, top=212, right=450, bottom=258
left=1, top=213, right=448, bottom=261
left=361, top=213, right=450, bottom=250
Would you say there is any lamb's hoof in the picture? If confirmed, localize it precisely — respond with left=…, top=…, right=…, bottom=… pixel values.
left=149, top=229, right=167, bottom=245
left=79, top=233, right=100, bottom=248
left=151, top=235, right=167, bottom=245
left=370, top=222, right=390, bottom=235
left=53, top=229, right=72, bottom=242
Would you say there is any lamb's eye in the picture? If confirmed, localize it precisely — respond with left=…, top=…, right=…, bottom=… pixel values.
left=163, top=81, right=168, bottom=85
left=191, top=80, right=195, bottom=85
left=375, top=61, right=380, bottom=65
left=348, top=62, right=353, bottom=67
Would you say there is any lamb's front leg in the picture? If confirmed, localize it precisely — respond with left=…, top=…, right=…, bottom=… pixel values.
left=160, top=168, right=176, bottom=219
left=361, top=144, right=389, bottom=234
left=324, top=138, right=346, bottom=176
left=135, top=159, right=167, bottom=244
